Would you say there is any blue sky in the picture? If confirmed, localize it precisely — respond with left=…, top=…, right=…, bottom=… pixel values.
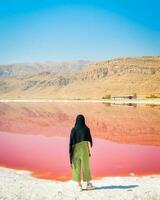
left=0, top=0, right=160, bottom=64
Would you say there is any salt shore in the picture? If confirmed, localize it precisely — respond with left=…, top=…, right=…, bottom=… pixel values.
left=0, top=98, right=160, bottom=105
left=0, top=167, right=160, bottom=200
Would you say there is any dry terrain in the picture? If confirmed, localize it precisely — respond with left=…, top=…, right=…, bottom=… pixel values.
left=0, top=56, right=160, bottom=99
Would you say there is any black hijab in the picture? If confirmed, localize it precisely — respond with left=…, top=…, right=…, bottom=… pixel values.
left=69, top=114, right=93, bottom=164
left=74, top=114, right=85, bottom=127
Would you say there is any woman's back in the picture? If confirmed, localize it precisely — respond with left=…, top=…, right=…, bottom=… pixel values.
left=71, top=125, right=93, bottom=147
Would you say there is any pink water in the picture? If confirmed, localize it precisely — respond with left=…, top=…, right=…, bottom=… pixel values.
left=0, top=102, right=160, bottom=181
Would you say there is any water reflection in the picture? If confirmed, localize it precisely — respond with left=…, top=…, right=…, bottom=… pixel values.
left=0, top=102, right=160, bottom=181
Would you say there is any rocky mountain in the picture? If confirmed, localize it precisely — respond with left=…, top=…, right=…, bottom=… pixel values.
left=0, top=56, right=160, bottom=99
left=0, top=60, right=90, bottom=77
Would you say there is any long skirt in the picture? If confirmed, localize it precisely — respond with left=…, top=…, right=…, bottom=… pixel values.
left=71, top=141, right=92, bottom=182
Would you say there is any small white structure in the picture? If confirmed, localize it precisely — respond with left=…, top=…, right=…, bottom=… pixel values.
left=111, top=95, right=136, bottom=100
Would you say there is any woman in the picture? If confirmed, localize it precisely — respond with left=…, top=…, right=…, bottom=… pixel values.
left=69, top=114, right=95, bottom=191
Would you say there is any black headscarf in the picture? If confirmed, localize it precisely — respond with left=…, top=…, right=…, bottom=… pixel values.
left=74, top=114, right=85, bottom=127
left=69, top=114, right=93, bottom=164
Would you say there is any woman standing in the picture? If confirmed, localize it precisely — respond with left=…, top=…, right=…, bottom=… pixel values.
left=69, top=114, right=95, bottom=191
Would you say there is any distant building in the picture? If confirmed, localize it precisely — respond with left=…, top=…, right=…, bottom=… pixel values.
left=111, top=95, right=137, bottom=100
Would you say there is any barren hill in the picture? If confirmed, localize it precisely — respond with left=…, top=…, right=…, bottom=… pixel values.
left=0, top=56, right=160, bottom=99
left=0, top=60, right=90, bottom=77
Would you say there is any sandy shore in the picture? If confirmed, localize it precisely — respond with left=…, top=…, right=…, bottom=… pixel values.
left=0, top=167, right=160, bottom=200
left=0, top=98, right=160, bottom=105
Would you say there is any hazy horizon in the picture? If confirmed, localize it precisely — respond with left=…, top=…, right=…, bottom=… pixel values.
left=1, top=55, right=160, bottom=66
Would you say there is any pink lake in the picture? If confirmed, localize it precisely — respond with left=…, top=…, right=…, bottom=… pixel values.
left=0, top=102, right=160, bottom=181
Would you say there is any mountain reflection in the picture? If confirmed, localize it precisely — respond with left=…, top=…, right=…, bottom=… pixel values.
left=0, top=102, right=160, bottom=146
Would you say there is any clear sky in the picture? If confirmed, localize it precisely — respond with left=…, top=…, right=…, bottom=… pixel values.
left=0, top=0, right=160, bottom=64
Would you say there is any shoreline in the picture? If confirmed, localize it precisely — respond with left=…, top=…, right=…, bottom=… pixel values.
left=0, top=166, right=160, bottom=200
left=0, top=98, right=160, bottom=105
